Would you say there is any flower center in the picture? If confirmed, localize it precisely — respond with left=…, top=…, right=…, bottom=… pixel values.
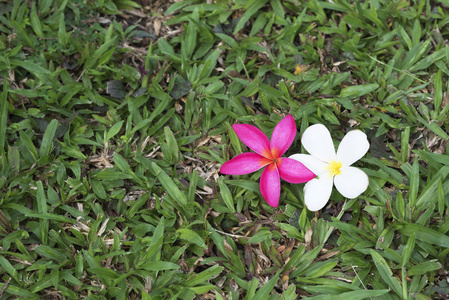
left=266, top=160, right=277, bottom=171
left=327, top=160, right=342, bottom=177
left=271, top=148, right=280, bottom=159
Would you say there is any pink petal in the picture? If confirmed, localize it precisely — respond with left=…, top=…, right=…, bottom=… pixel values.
left=260, top=164, right=281, bottom=207
left=220, top=153, right=271, bottom=175
left=270, top=114, right=296, bottom=158
left=233, top=124, right=272, bottom=158
left=277, top=157, right=316, bottom=184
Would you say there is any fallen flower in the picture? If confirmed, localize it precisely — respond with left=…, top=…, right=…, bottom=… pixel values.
left=290, top=124, right=370, bottom=211
left=294, top=64, right=307, bottom=76
left=220, top=115, right=316, bottom=207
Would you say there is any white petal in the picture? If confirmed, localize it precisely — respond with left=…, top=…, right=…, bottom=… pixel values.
left=334, top=167, right=369, bottom=199
left=289, top=154, right=328, bottom=176
left=303, top=176, right=334, bottom=211
left=301, top=124, right=336, bottom=163
left=337, top=129, right=369, bottom=166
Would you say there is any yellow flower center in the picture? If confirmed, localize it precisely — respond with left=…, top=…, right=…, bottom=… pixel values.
left=294, top=65, right=303, bottom=75
left=294, top=64, right=308, bottom=75
left=328, top=160, right=343, bottom=177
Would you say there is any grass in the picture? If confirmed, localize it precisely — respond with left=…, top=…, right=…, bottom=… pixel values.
left=0, top=0, right=449, bottom=299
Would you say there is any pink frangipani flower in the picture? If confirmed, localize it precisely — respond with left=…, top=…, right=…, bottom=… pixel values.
left=220, top=115, right=316, bottom=207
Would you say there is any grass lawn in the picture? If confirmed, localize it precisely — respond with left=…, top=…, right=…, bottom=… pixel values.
left=1, top=0, right=449, bottom=299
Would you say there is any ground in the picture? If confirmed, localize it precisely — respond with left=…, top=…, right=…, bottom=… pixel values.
left=0, top=0, right=449, bottom=299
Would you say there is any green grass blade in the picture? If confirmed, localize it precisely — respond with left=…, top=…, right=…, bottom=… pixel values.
left=106, top=120, right=124, bottom=141
left=340, top=83, right=379, bottom=98
left=253, top=270, right=280, bottom=299
left=39, top=119, right=59, bottom=158
left=164, top=126, right=179, bottom=163
left=408, top=260, right=441, bottom=276
left=10, top=59, right=51, bottom=75
left=401, top=127, right=410, bottom=163
left=36, top=181, right=49, bottom=245
left=409, top=156, right=419, bottom=209
left=79, top=37, right=117, bottom=79
left=437, top=179, right=444, bottom=217
left=218, top=177, right=236, bottom=213
left=0, top=255, right=20, bottom=283
left=30, top=2, right=44, bottom=37
left=151, top=162, right=187, bottom=206
left=233, top=0, right=269, bottom=34
left=188, top=169, right=198, bottom=203
left=401, top=233, right=415, bottom=267
left=0, top=81, right=7, bottom=150
left=370, top=249, right=402, bottom=296
left=332, top=289, right=390, bottom=300
left=11, top=20, right=35, bottom=48
left=184, top=265, right=224, bottom=287
left=433, top=70, right=443, bottom=115
left=398, top=223, right=449, bottom=247
left=176, top=228, right=207, bottom=249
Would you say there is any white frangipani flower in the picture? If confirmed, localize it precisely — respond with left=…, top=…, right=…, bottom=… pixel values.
left=290, top=124, right=370, bottom=211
